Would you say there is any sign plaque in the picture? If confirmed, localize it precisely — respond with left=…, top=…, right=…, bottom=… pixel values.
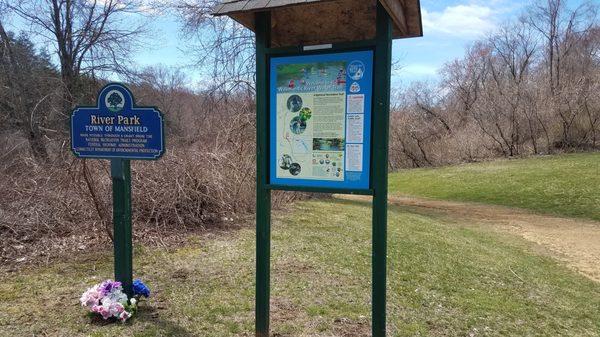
left=71, top=83, right=165, bottom=160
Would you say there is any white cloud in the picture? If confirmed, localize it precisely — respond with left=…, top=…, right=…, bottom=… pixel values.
left=399, top=64, right=438, bottom=76
left=87, top=0, right=170, bottom=15
left=422, top=4, right=497, bottom=38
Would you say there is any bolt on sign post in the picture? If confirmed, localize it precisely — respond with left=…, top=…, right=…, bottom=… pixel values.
left=70, top=83, right=165, bottom=297
left=214, top=1, right=423, bottom=336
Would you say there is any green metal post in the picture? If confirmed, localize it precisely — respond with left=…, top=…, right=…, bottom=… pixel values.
left=372, top=3, right=392, bottom=336
left=255, top=11, right=272, bottom=337
left=111, top=158, right=133, bottom=298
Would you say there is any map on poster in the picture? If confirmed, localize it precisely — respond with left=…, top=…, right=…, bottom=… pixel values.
left=269, top=50, right=373, bottom=190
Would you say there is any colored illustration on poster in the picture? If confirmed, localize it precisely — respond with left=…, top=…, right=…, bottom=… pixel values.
left=269, top=50, right=373, bottom=190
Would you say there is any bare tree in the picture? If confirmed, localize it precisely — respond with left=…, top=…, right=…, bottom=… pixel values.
left=0, top=23, right=60, bottom=161
left=525, top=0, right=599, bottom=147
left=525, top=0, right=597, bottom=92
left=389, top=1, right=598, bottom=168
left=7, top=0, right=148, bottom=113
left=441, top=42, right=490, bottom=117
left=410, top=82, right=453, bottom=133
left=133, top=65, right=194, bottom=138
left=481, top=22, right=538, bottom=156
left=173, top=0, right=255, bottom=95
left=135, top=65, right=189, bottom=114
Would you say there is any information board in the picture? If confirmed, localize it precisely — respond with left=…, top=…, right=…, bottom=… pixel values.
left=71, top=83, right=165, bottom=160
left=269, top=50, right=373, bottom=190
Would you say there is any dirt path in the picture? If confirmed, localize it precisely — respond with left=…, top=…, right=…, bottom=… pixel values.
left=334, top=194, right=600, bottom=282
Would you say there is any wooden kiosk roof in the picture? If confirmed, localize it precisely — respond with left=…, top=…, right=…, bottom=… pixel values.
left=213, top=0, right=423, bottom=47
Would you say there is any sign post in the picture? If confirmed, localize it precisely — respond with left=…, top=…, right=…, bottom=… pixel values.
left=372, top=4, right=393, bottom=334
left=111, top=158, right=133, bottom=297
left=255, top=11, right=271, bottom=336
left=71, top=83, right=165, bottom=296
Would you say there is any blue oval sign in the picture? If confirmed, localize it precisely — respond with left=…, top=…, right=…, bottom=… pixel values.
left=70, top=83, right=165, bottom=160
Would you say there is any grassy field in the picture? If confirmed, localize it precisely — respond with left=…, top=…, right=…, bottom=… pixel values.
left=389, top=153, right=600, bottom=221
left=1, top=200, right=599, bottom=336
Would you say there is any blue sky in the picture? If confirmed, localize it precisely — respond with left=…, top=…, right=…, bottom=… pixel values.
left=131, top=0, right=526, bottom=85
left=132, top=0, right=530, bottom=87
left=393, top=0, right=525, bottom=84
left=4, top=0, right=585, bottom=88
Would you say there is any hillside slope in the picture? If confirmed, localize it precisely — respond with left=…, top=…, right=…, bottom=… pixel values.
left=389, top=153, right=600, bottom=221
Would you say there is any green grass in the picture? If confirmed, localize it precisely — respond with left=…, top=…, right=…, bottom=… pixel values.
left=1, top=200, right=599, bottom=336
left=389, top=153, right=600, bottom=221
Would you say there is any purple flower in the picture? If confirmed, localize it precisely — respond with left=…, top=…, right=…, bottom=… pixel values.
left=99, top=280, right=122, bottom=296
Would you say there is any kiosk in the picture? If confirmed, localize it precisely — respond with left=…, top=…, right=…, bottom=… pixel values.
left=213, top=1, right=423, bottom=336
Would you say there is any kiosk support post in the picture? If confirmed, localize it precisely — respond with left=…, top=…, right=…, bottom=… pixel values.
left=111, top=158, right=134, bottom=298
left=372, top=3, right=393, bottom=336
left=255, top=11, right=272, bottom=337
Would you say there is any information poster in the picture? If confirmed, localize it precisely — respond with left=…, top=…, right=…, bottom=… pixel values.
left=269, top=50, right=373, bottom=189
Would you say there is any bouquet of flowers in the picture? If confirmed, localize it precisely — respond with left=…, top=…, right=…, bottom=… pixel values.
left=80, top=279, right=150, bottom=322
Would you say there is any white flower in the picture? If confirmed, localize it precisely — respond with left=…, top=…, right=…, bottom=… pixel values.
left=106, top=289, right=128, bottom=305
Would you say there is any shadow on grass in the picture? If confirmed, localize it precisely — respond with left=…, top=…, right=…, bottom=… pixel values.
left=85, top=306, right=197, bottom=337
left=136, top=306, right=197, bottom=337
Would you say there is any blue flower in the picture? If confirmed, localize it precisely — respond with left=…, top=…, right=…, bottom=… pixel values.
left=132, top=279, right=150, bottom=298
